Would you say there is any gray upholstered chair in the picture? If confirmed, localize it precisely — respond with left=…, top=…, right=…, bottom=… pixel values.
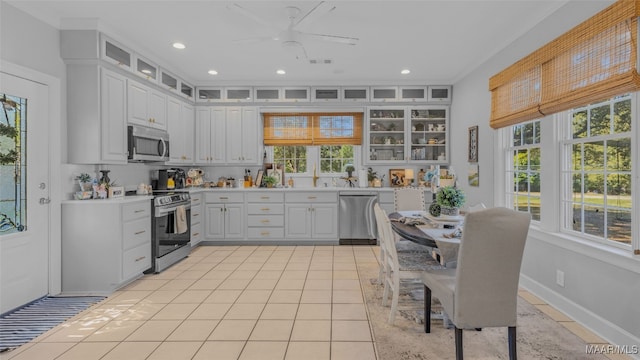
left=422, top=207, right=531, bottom=360
left=394, top=187, right=426, bottom=211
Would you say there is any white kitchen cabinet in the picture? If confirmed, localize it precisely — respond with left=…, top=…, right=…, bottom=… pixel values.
left=342, top=87, right=369, bottom=102
left=100, top=35, right=132, bottom=69
left=195, top=107, right=226, bottom=164
left=196, top=87, right=224, bottom=102
left=312, top=87, right=341, bottom=102
left=283, top=87, right=310, bottom=102
left=61, top=198, right=152, bottom=294
left=225, top=87, right=253, bottom=102
left=371, top=86, right=399, bottom=102
left=365, top=106, right=449, bottom=165
left=400, top=86, right=428, bottom=102
left=254, top=87, right=282, bottom=102
left=246, top=192, right=285, bottom=240
left=190, top=194, right=203, bottom=247
left=226, top=107, right=260, bottom=164
left=285, top=192, right=338, bottom=240
left=167, top=98, right=194, bottom=164
left=205, top=193, right=244, bottom=240
left=427, top=85, right=452, bottom=103
left=128, top=79, right=167, bottom=130
left=134, top=54, right=158, bottom=82
left=67, top=66, right=128, bottom=164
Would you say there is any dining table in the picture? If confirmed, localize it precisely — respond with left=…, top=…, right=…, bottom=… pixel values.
left=388, top=210, right=463, bottom=267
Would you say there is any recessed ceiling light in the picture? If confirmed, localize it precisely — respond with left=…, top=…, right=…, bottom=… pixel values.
left=208, top=70, right=218, bottom=75
left=401, top=69, right=411, bottom=75
left=276, top=69, right=286, bottom=75
left=172, top=42, right=186, bottom=49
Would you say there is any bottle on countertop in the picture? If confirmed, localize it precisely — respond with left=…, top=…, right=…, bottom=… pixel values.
left=288, top=177, right=294, bottom=188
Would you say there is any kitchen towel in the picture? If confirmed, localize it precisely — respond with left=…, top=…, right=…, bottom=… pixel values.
left=175, top=205, right=188, bottom=234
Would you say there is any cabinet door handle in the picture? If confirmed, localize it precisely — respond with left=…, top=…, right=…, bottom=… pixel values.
left=193, top=232, right=199, bottom=237
left=134, top=230, right=146, bottom=235
left=134, top=209, right=145, bottom=213
left=219, top=197, right=228, bottom=200
left=135, top=256, right=146, bottom=262
left=260, top=196, right=270, bottom=200
left=193, top=213, right=200, bottom=217
left=261, top=231, right=270, bottom=236
left=308, top=196, right=317, bottom=200
left=260, top=219, right=270, bottom=223
left=260, top=207, right=270, bottom=211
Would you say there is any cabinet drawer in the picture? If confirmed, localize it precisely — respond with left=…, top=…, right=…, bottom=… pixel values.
left=122, top=217, right=150, bottom=250
left=205, top=192, right=244, bottom=203
left=248, top=215, right=284, bottom=227
left=285, top=192, right=336, bottom=203
left=123, top=242, right=151, bottom=279
left=246, top=192, right=284, bottom=203
left=122, top=201, right=150, bottom=221
left=378, top=191, right=395, bottom=204
left=191, top=196, right=202, bottom=206
left=191, top=222, right=202, bottom=240
left=191, top=206, right=202, bottom=221
left=247, top=203, right=284, bottom=215
left=247, top=227, right=285, bottom=239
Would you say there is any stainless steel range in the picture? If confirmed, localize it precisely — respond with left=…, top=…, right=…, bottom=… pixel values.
left=148, top=191, right=191, bottom=273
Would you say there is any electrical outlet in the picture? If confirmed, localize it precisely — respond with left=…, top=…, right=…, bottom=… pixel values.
left=556, top=270, right=565, bottom=287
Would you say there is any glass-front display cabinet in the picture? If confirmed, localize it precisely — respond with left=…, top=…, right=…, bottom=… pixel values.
left=365, top=106, right=449, bottom=164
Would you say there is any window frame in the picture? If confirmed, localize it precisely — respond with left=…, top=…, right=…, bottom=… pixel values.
left=267, top=145, right=362, bottom=177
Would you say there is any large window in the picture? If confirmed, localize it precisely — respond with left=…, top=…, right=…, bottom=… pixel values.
left=562, top=95, right=632, bottom=245
left=506, top=120, right=541, bottom=221
left=273, top=146, right=307, bottom=174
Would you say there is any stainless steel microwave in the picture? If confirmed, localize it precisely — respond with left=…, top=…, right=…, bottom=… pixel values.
left=127, top=125, right=170, bottom=162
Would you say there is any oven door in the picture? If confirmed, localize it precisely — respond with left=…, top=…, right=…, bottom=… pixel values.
left=153, top=205, right=191, bottom=258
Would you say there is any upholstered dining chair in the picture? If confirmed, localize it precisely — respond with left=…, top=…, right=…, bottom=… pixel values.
left=422, top=207, right=531, bottom=360
left=374, top=203, right=440, bottom=324
left=394, top=187, right=426, bottom=211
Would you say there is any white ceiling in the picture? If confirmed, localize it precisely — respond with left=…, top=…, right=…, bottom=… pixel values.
left=8, top=0, right=570, bottom=86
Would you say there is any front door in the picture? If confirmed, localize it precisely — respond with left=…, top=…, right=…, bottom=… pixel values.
left=0, top=72, right=50, bottom=314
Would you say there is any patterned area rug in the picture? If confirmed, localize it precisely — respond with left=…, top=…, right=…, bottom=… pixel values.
left=0, top=296, right=105, bottom=352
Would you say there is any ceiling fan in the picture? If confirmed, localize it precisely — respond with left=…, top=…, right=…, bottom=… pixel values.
left=228, top=1, right=359, bottom=60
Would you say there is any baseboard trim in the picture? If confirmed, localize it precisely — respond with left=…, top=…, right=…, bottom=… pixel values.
left=520, top=274, right=640, bottom=359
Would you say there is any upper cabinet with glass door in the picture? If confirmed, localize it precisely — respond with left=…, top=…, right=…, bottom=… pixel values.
left=367, top=108, right=406, bottom=163
left=101, top=36, right=133, bottom=69
left=134, top=55, right=158, bottom=83
left=365, top=106, right=449, bottom=165
left=409, top=107, right=448, bottom=162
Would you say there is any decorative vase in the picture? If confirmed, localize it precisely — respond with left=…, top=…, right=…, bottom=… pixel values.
left=440, top=206, right=459, bottom=217
left=99, top=170, right=111, bottom=186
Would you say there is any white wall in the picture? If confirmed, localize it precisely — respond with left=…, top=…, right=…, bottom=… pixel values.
left=451, top=0, right=640, bottom=351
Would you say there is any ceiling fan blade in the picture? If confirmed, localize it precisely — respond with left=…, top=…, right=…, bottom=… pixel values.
left=302, top=32, right=359, bottom=45
left=227, top=3, right=280, bottom=33
left=294, top=1, right=336, bottom=29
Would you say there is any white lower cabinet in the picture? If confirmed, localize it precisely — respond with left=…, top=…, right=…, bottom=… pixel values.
left=190, top=194, right=203, bottom=247
left=205, top=193, right=245, bottom=240
left=61, top=199, right=152, bottom=294
left=246, top=192, right=285, bottom=240
left=285, top=192, right=338, bottom=240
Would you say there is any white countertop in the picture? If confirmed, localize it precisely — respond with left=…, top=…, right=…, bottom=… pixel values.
left=62, top=195, right=154, bottom=204
left=183, top=186, right=428, bottom=193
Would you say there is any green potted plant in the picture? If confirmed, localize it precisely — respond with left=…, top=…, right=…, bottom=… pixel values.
left=436, top=186, right=466, bottom=216
left=367, top=167, right=379, bottom=187
left=262, top=175, right=278, bottom=188
left=344, top=164, right=355, bottom=178
left=75, top=173, right=93, bottom=191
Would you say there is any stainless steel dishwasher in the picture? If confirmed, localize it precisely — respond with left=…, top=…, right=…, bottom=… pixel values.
left=339, top=191, right=378, bottom=245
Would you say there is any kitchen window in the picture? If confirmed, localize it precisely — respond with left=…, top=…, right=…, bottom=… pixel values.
left=264, top=112, right=362, bottom=175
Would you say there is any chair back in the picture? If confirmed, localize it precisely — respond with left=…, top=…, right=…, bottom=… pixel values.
left=373, top=204, right=399, bottom=272
left=394, top=187, right=426, bottom=211
left=466, top=202, right=487, bottom=212
left=453, top=207, right=531, bottom=329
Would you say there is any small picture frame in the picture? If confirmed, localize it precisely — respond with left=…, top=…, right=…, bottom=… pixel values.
left=468, top=125, right=479, bottom=163
left=389, top=169, right=406, bottom=188
left=255, top=170, right=264, bottom=187
left=108, top=186, right=125, bottom=198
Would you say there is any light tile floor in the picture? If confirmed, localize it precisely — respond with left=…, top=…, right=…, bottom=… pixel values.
left=2, top=245, right=630, bottom=360
left=3, top=246, right=379, bottom=360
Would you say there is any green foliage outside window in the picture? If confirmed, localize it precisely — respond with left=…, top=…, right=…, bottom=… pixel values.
left=320, top=145, right=353, bottom=173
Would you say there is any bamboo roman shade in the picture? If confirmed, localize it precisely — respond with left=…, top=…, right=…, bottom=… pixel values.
left=263, top=112, right=363, bottom=146
left=489, top=0, right=640, bottom=129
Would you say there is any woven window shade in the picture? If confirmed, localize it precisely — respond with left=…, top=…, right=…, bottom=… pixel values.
left=263, top=112, right=362, bottom=146
left=489, top=0, right=640, bottom=129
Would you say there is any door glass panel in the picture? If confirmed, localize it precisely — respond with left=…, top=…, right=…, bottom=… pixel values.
left=0, top=94, right=27, bottom=234
left=430, top=88, right=449, bottom=99
left=315, top=89, right=338, bottom=99
left=343, top=89, right=367, bottom=100
left=198, top=89, right=221, bottom=100
left=373, top=88, right=396, bottom=99
left=136, top=58, right=157, bottom=79
left=401, top=88, right=425, bottom=99
left=161, top=72, right=177, bottom=90
left=180, top=83, right=193, bottom=98
left=256, top=89, right=279, bottom=100
left=227, top=89, right=251, bottom=100
left=284, top=89, right=308, bottom=99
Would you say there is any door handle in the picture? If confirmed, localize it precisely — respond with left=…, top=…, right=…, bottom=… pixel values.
left=39, top=198, right=51, bottom=205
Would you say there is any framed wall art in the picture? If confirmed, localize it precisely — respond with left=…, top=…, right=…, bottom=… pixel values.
left=389, top=169, right=406, bottom=188
left=468, top=125, right=479, bottom=162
